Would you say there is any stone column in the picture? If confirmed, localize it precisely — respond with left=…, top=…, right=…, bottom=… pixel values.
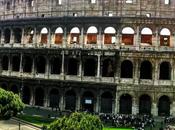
left=19, top=53, right=23, bottom=73
left=32, top=55, right=35, bottom=77
left=78, top=56, right=82, bottom=78
left=47, top=28, right=51, bottom=47
left=96, top=55, right=101, bottom=79
left=30, top=87, right=35, bottom=105
left=135, top=26, right=140, bottom=50
left=132, top=97, right=139, bottom=115
left=59, top=91, right=64, bottom=111
left=63, top=27, right=67, bottom=48
left=61, top=51, right=65, bottom=77
left=21, top=28, right=25, bottom=44
left=154, top=27, right=159, bottom=51
left=45, top=57, right=50, bottom=79
left=154, top=60, right=159, bottom=85
left=33, top=27, right=37, bottom=45
left=151, top=102, right=158, bottom=116
left=95, top=91, right=100, bottom=113
left=170, top=102, right=175, bottom=116
left=115, top=59, right=120, bottom=83
left=76, top=90, right=81, bottom=111
left=80, top=27, right=84, bottom=46
left=114, top=91, right=119, bottom=114
left=44, top=87, right=49, bottom=107
left=1, top=29, right=4, bottom=44
left=134, top=59, right=139, bottom=85
left=8, top=55, right=12, bottom=75
left=97, top=27, right=102, bottom=49
left=10, top=28, right=14, bottom=44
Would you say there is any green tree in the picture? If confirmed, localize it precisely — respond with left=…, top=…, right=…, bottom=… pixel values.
left=49, top=112, right=103, bottom=130
left=0, top=88, right=25, bottom=119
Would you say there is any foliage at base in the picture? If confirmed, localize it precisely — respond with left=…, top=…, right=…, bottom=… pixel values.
left=0, top=88, right=25, bottom=119
left=49, top=112, right=103, bottom=130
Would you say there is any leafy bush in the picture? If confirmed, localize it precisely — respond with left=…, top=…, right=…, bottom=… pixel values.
left=0, top=88, right=25, bottom=119
left=49, top=112, right=103, bottom=130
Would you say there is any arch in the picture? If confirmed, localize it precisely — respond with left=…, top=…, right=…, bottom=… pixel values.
left=104, top=27, right=116, bottom=44
left=22, top=86, right=31, bottom=104
left=119, top=94, right=132, bottom=114
left=23, top=56, right=33, bottom=73
left=55, top=27, right=63, bottom=44
left=14, top=28, right=22, bottom=43
left=101, top=92, right=113, bottom=113
left=87, top=26, right=98, bottom=44
left=84, top=58, right=96, bottom=76
left=65, top=90, right=76, bottom=111
left=67, top=58, right=78, bottom=75
left=141, top=27, right=153, bottom=45
left=102, top=59, right=114, bottom=77
left=81, top=91, right=94, bottom=112
left=4, top=28, right=11, bottom=43
left=159, top=62, right=171, bottom=80
left=36, top=56, right=46, bottom=74
left=140, top=61, right=152, bottom=79
left=139, top=94, right=151, bottom=114
left=10, top=85, right=19, bottom=94
left=2, top=55, right=9, bottom=71
left=160, top=28, right=171, bottom=46
left=120, top=60, right=133, bottom=78
left=40, top=27, right=48, bottom=44
left=50, top=57, right=61, bottom=74
left=12, top=55, right=20, bottom=72
left=49, top=88, right=59, bottom=108
left=122, top=27, right=134, bottom=45
left=158, top=95, right=170, bottom=116
left=70, top=27, right=80, bottom=44
left=122, top=27, right=134, bottom=34
left=104, top=27, right=116, bottom=34
left=35, top=87, right=44, bottom=106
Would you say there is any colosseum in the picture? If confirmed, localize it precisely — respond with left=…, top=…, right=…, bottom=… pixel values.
left=0, top=0, right=174, bottom=116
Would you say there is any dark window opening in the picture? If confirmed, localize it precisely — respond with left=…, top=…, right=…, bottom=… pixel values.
left=23, top=56, right=32, bottom=73
left=65, top=90, right=76, bottom=111
left=10, top=85, right=19, bottom=94
left=82, top=91, right=94, bottom=112
left=49, top=89, right=59, bottom=108
left=121, top=60, right=133, bottom=78
left=159, top=62, right=171, bottom=80
left=84, top=58, right=96, bottom=76
left=101, top=92, right=113, bottom=113
left=22, top=86, right=31, bottom=104
left=122, top=34, right=134, bottom=45
left=50, top=57, right=61, bottom=74
left=6, top=2, right=10, bottom=10
left=67, top=58, right=78, bottom=75
left=1, top=83, right=8, bottom=90
left=14, top=28, right=22, bottom=43
left=12, top=55, right=20, bottom=72
left=139, top=95, right=151, bottom=115
left=158, top=95, right=170, bottom=116
left=87, top=34, right=97, bottom=44
left=2, top=56, right=9, bottom=70
left=4, top=29, right=11, bottom=43
left=140, top=61, right=152, bottom=79
left=119, top=94, right=132, bottom=114
left=160, top=36, right=170, bottom=46
left=35, top=87, right=44, bottom=106
left=141, top=35, right=152, bottom=45
left=102, top=59, right=114, bottom=77
left=36, top=56, right=46, bottom=74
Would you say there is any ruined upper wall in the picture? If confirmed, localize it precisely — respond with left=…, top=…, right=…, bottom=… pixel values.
left=0, top=0, right=174, bottom=20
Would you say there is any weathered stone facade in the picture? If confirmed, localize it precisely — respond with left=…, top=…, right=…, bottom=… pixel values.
left=0, top=0, right=174, bottom=116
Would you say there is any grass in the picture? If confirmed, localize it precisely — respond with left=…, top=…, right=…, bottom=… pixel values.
left=103, top=128, right=134, bottom=130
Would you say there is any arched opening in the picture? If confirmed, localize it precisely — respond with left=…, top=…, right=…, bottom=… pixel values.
left=22, top=86, right=31, bottom=104
left=2, top=55, right=9, bottom=70
left=82, top=91, right=94, bottom=112
left=1, top=83, right=8, bottom=90
left=140, top=61, right=152, bottom=79
left=121, top=60, right=133, bottom=78
left=27, top=29, right=34, bottom=43
left=50, top=57, right=61, bottom=74
left=87, top=26, right=98, bottom=44
left=4, top=28, right=11, bottom=43
left=101, top=92, right=113, bottom=113
left=54, top=27, right=63, bottom=44
left=14, top=28, right=22, bottom=43
left=67, top=58, right=78, bottom=75
left=158, top=95, right=170, bottom=116
left=36, top=56, right=46, bottom=74
left=119, top=94, right=132, bottom=114
left=104, top=27, right=116, bottom=44
left=159, top=62, right=171, bottom=80
left=40, top=27, right=48, bottom=44
left=10, top=85, right=19, bottom=94
left=139, top=94, right=151, bottom=115
left=141, top=27, right=152, bottom=45
left=12, top=55, right=20, bottom=72
left=102, top=59, right=114, bottom=77
left=84, top=58, right=96, bottom=76
left=122, top=27, right=134, bottom=45
left=6, top=1, right=10, bottom=10
left=65, top=90, right=76, bottom=111
left=70, top=27, right=80, bottom=44
left=49, top=89, right=59, bottom=109
left=23, top=56, right=33, bottom=73
left=160, top=28, right=170, bottom=46
left=35, top=87, right=44, bottom=106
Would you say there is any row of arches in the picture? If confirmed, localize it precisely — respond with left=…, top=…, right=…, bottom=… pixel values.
left=1, top=83, right=171, bottom=116
left=2, top=26, right=172, bottom=46
left=1, top=55, right=171, bottom=80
